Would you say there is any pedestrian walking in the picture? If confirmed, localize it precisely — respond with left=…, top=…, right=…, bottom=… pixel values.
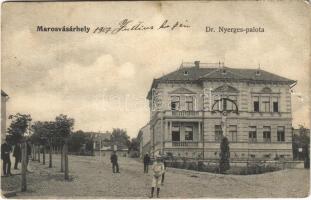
left=143, top=153, right=150, bottom=173
left=110, top=151, right=120, bottom=173
left=13, top=143, right=21, bottom=169
left=1, top=138, right=12, bottom=176
left=149, top=155, right=165, bottom=198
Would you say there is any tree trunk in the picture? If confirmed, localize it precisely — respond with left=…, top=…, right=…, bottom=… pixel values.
left=32, top=144, right=35, bottom=161
left=49, top=144, right=52, bottom=168
left=21, top=142, right=27, bottom=192
left=42, top=145, right=45, bottom=165
left=38, top=146, right=40, bottom=163
left=64, top=141, right=69, bottom=180
left=61, top=145, right=64, bottom=172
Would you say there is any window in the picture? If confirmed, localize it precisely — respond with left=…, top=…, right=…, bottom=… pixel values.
left=253, top=96, right=259, bottom=112
left=249, top=126, right=257, bottom=143
left=277, top=126, right=285, bottom=142
left=222, top=98, right=227, bottom=111
left=273, top=102, right=278, bottom=112
left=213, top=95, right=221, bottom=111
left=185, top=126, right=193, bottom=141
left=185, top=96, right=194, bottom=111
left=228, top=96, right=237, bottom=110
left=215, top=125, right=223, bottom=142
left=229, top=125, right=237, bottom=142
left=262, top=96, right=270, bottom=112
left=172, top=125, right=180, bottom=141
left=171, top=96, right=180, bottom=111
left=272, top=97, right=279, bottom=112
left=263, top=126, right=271, bottom=143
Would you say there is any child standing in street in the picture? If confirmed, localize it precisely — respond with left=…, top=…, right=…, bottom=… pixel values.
left=149, top=155, right=165, bottom=198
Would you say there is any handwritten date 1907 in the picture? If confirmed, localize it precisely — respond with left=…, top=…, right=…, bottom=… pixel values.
left=93, top=19, right=190, bottom=34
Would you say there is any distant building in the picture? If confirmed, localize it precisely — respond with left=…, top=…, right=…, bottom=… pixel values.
left=1, top=90, right=9, bottom=143
left=91, top=132, right=111, bottom=150
left=96, top=145, right=129, bottom=157
left=137, top=123, right=151, bottom=158
left=140, top=61, right=296, bottom=160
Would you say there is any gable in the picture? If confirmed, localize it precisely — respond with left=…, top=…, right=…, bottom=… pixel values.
left=213, top=84, right=239, bottom=93
left=168, top=87, right=196, bottom=94
left=261, top=87, right=272, bottom=93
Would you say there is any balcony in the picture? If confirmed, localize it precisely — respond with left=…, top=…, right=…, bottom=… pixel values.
left=164, top=110, right=203, bottom=118
left=172, top=141, right=199, bottom=147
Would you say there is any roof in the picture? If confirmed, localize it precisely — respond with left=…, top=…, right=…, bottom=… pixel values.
left=1, top=90, right=8, bottom=97
left=147, top=63, right=296, bottom=99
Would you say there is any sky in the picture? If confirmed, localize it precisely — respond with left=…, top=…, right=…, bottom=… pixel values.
left=1, top=1, right=310, bottom=138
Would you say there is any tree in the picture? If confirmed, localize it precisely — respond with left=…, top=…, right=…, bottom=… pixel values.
left=219, top=137, right=230, bottom=173
left=7, top=113, right=32, bottom=144
left=128, top=137, right=140, bottom=157
left=54, top=114, right=74, bottom=172
left=129, top=137, right=139, bottom=152
left=292, top=125, right=310, bottom=160
left=67, top=130, right=94, bottom=155
left=54, top=114, right=75, bottom=140
left=110, top=128, right=130, bottom=148
left=68, top=130, right=86, bottom=153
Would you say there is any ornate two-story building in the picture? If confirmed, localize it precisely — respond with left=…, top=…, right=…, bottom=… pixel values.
left=141, top=61, right=296, bottom=160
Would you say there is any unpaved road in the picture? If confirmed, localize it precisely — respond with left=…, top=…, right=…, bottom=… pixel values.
left=1, top=154, right=309, bottom=198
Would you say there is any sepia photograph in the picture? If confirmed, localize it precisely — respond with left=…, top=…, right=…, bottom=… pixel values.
left=1, top=0, right=310, bottom=198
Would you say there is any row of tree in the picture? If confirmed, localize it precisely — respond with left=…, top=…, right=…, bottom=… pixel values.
left=6, top=113, right=74, bottom=146
left=6, top=113, right=139, bottom=156
left=30, top=115, right=74, bottom=150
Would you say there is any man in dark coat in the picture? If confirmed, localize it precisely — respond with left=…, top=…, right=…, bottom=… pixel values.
left=1, top=139, right=12, bottom=176
left=143, top=153, right=150, bottom=173
left=13, top=143, right=21, bottom=169
left=110, top=151, right=119, bottom=173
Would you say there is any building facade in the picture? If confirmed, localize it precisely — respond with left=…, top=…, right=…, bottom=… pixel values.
left=1, top=90, right=9, bottom=143
left=137, top=123, right=151, bottom=158
left=143, top=61, right=296, bottom=160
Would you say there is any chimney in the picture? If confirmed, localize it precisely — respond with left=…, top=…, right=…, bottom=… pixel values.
left=194, top=61, right=200, bottom=68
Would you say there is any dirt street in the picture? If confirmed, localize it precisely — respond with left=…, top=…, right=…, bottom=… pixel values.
left=1, top=154, right=309, bottom=198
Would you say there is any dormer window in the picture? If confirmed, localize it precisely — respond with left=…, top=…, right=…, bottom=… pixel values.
left=255, top=70, right=261, bottom=76
left=221, top=69, right=226, bottom=74
left=184, top=70, right=189, bottom=76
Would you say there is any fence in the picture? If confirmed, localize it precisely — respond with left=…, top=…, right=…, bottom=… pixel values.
left=165, top=159, right=305, bottom=175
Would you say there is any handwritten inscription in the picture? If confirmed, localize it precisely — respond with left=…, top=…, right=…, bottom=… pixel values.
left=93, top=19, right=190, bottom=34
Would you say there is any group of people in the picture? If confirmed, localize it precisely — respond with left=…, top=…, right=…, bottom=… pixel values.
left=144, top=153, right=166, bottom=198
left=1, top=138, right=32, bottom=176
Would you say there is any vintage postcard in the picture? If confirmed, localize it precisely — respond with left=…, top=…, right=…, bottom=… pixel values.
left=1, top=0, right=310, bottom=199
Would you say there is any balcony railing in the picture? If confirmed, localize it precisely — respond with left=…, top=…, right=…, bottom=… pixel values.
left=165, top=110, right=202, bottom=117
left=172, top=141, right=199, bottom=147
